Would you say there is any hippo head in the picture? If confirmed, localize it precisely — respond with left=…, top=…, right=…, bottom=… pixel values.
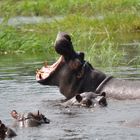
left=36, top=32, right=85, bottom=84
left=36, top=33, right=87, bottom=92
left=0, top=120, right=17, bottom=138
left=75, top=92, right=107, bottom=107
left=28, top=110, right=50, bottom=124
left=11, top=110, right=50, bottom=127
left=0, top=120, right=6, bottom=139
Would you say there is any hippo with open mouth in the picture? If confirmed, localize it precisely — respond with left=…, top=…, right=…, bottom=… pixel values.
left=36, top=32, right=140, bottom=100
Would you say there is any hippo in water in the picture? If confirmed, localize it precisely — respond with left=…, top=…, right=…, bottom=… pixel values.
left=0, top=120, right=17, bottom=139
left=36, top=32, right=140, bottom=100
left=61, top=92, right=107, bottom=108
left=11, top=110, right=50, bottom=127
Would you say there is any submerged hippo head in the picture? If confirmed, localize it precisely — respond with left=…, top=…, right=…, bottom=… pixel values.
left=0, top=120, right=6, bottom=139
left=75, top=92, right=107, bottom=107
left=0, top=120, right=17, bottom=139
left=11, top=110, right=50, bottom=127
left=27, top=110, right=50, bottom=124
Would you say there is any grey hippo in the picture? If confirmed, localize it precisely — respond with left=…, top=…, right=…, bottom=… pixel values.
left=36, top=32, right=140, bottom=100
left=11, top=110, right=50, bottom=127
left=0, top=120, right=17, bottom=139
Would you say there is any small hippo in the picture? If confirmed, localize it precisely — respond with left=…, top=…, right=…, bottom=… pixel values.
left=11, top=110, right=50, bottom=127
left=0, top=120, right=17, bottom=139
left=61, top=92, right=107, bottom=108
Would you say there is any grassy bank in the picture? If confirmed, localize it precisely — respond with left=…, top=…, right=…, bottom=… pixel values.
left=0, top=0, right=140, bottom=17
left=0, top=0, right=140, bottom=66
left=1, top=13, right=139, bottom=52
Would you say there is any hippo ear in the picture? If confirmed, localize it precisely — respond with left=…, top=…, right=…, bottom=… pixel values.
left=76, top=94, right=82, bottom=102
left=99, top=96, right=107, bottom=107
left=101, top=92, right=106, bottom=97
left=78, top=52, right=85, bottom=61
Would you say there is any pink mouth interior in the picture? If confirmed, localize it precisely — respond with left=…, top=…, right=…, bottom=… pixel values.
left=36, top=56, right=64, bottom=81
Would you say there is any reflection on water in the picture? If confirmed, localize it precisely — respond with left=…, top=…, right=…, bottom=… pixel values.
left=0, top=50, right=140, bottom=140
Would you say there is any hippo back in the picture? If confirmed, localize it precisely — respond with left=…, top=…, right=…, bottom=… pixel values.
left=100, top=78, right=140, bottom=99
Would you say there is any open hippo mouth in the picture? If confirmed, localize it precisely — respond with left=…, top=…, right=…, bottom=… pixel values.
left=36, top=32, right=83, bottom=82
left=36, top=56, right=64, bottom=81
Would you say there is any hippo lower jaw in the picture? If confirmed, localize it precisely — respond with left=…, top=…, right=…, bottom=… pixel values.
left=36, top=56, right=64, bottom=82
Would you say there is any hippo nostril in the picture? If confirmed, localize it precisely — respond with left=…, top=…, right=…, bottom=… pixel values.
left=39, top=74, right=42, bottom=79
left=85, top=99, right=92, bottom=107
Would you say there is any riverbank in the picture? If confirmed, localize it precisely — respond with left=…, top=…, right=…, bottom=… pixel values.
left=0, top=0, right=140, bottom=66
left=0, top=0, right=139, bottom=17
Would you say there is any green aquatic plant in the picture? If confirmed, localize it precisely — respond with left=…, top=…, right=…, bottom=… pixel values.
left=85, top=38, right=125, bottom=67
left=0, top=0, right=139, bottom=17
left=127, top=56, right=140, bottom=67
left=0, top=17, right=139, bottom=67
left=0, top=25, right=54, bottom=55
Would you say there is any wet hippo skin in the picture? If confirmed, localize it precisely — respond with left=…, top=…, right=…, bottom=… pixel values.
left=11, top=110, right=50, bottom=127
left=0, top=120, right=17, bottom=139
left=36, top=32, right=140, bottom=100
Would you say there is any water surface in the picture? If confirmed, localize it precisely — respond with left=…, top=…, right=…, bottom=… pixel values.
left=0, top=52, right=140, bottom=140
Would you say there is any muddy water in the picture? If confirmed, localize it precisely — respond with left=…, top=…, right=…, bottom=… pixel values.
left=0, top=53, right=140, bottom=140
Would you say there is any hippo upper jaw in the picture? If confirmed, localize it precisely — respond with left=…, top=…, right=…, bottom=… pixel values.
left=54, top=32, right=77, bottom=61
